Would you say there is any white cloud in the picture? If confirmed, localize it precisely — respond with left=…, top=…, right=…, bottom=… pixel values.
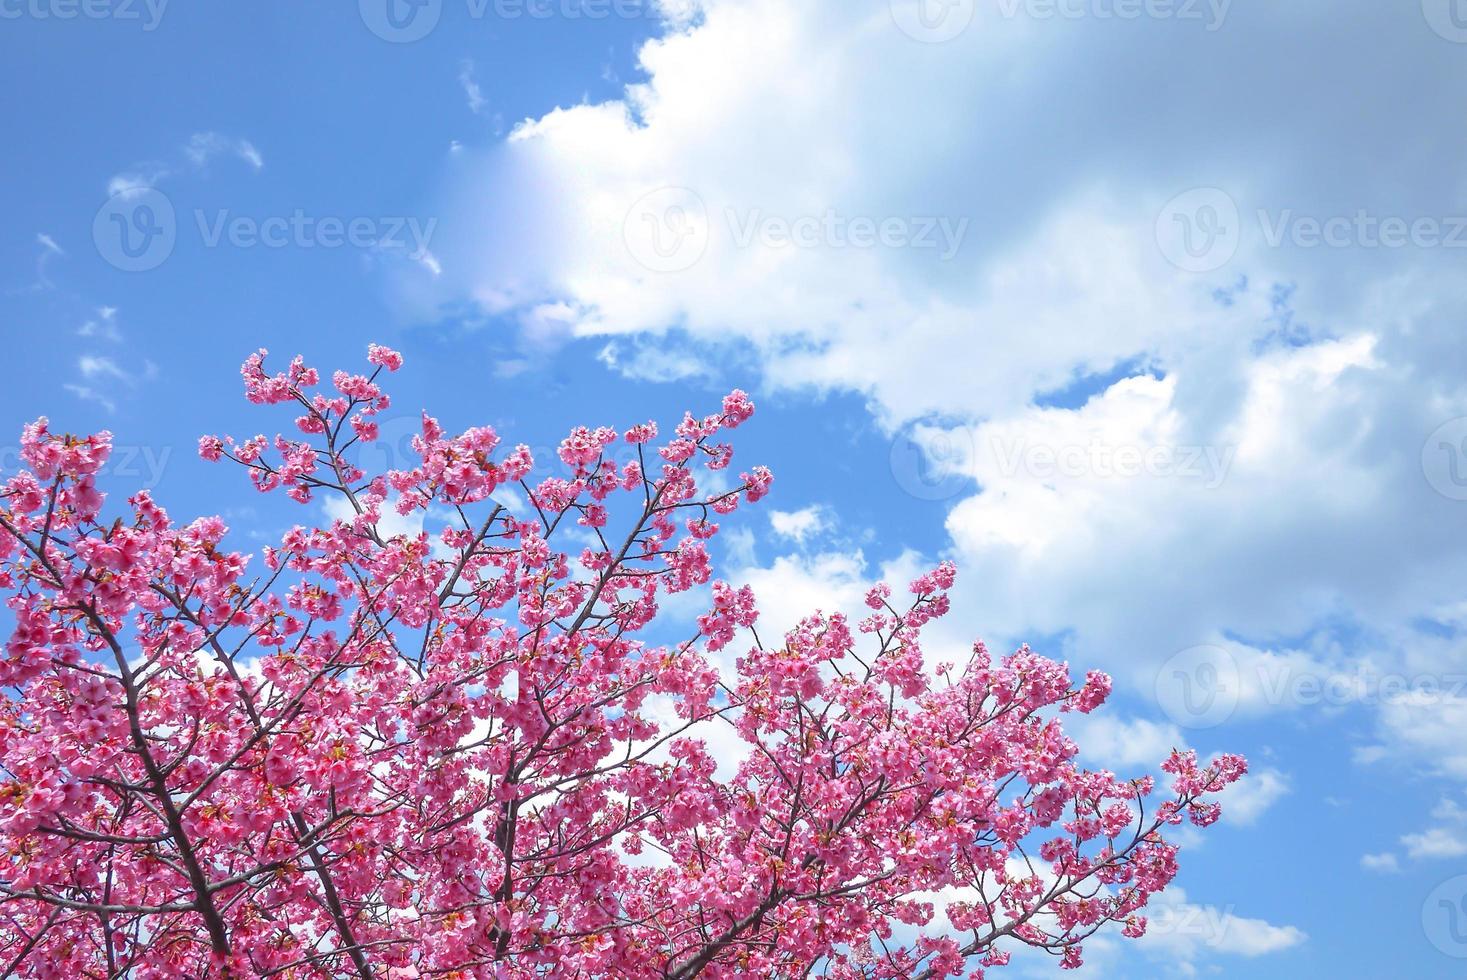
left=422, top=0, right=1467, bottom=415
left=735, top=549, right=868, bottom=645
left=63, top=384, right=116, bottom=414
left=321, top=495, right=427, bottom=542
left=597, top=339, right=708, bottom=382
left=108, top=132, right=262, bottom=200
left=1375, top=691, right=1467, bottom=780
left=1360, top=852, right=1400, bottom=874
left=107, top=168, right=167, bottom=199
left=17, top=233, right=64, bottom=292
left=459, top=59, right=487, bottom=115
left=411, top=5, right=1467, bottom=927
left=78, top=306, right=121, bottom=341
left=1219, top=768, right=1289, bottom=827
left=185, top=131, right=265, bottom=171
left=68, top=351, right=156, bottom=413
left=1401, top=827, right=1467, bottom=860
left=1397, top=794, right=1467, bottom=862
left=767, top=505, right=829, bottom=545
left=1137, top=887, right=1306, bottom=961
left=78, top=355, right=128, bottom=381
left=934, top=335, right=1410, bottom=662
left=1353, top=745, right=1389, bottom=766
left=1065, top=713, right=1185, bottom=770
left=420, top=0, right=1467, bottom=698
left=912, top=873, right=1304, bottom=974
left=1432, top=797, right=1467, bottom=822
left=638, top=694, right=751, bottom=781
left=236, top=140, right=264, bottom=171
left=1067, top=713, right=1286, bottom=825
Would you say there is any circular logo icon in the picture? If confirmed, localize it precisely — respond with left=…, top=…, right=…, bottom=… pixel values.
left=623, top=187, right=709, bottom=273
left=1155, top=644, right=1240, bottom=729
left=1156, top=187, right=1241, bottom=273
left=889, top=424, right=974, bottom=501
left=359, top=0, right=442, bottom=42
left=92, top=188, right=176, bottom=272
left=1423, top=874, right=1467, bottom=958
left=1422, top=0, right=1467, bottom=43
left=1424, top=418, right=1467, bottom=501
left=890, top=0, right=976, bottom=43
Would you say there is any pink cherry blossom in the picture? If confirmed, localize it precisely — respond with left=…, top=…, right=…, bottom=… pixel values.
left=0, top=344, right=1245, bottom=979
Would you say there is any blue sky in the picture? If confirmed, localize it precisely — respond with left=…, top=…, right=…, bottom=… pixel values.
left=6, top=1, right=1467, bottom=975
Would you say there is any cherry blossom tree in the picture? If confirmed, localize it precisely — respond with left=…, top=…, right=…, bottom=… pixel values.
left=0, top=346, right=1245, bottom=978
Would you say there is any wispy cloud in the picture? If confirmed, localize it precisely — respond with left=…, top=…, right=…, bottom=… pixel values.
left=78, top=306, right=121, bottom=342
left=19, top=233, right=65, bottom=292
left=235, top=140, right=264, bottom=171
left=459, top=60, right=486, bottom=115
left=106, top=131, right=263, bottom=200
left=184, top=131, right=265, bottom=171
left=78, top=355, right=129, bottom=382
left=63, top=384, right=117, bottom=415
left=596, top=340, right=709, bottom=383
left=66, top=348, right=156, bottom=415
left=106, top=166, right=169, bottom=200
left=1399, top=796, right=1467, bottom=861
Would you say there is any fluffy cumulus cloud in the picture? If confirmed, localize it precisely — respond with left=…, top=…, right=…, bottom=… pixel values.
left=1370, top=689, right=1467, bottom=780
left=1065, top=712, right=1288, bottom=828
left=415, top=0, right=1467, bottom=965
left=1360, top=852, right=1401, bottom=874
left=1132, top=886, right=1306, bottom=964
left=730, top=547, right=923, bottom=644
left=420, top=0, right=1467, bottom=676
left=1395, top=796, right=1467, bottom=863
left=768, top=504, right=830, bottom=544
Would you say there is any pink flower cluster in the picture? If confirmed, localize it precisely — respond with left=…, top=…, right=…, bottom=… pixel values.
left=0, top=345, right=1245, bottom=979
